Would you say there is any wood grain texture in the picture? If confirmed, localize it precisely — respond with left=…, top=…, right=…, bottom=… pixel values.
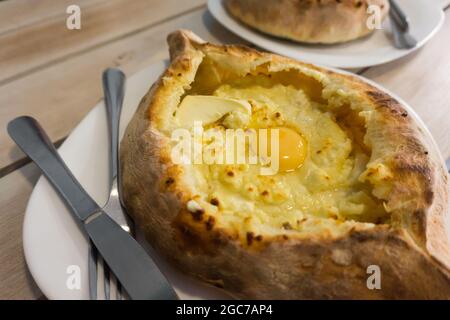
left=0, top=163, right=43, bottom=299
left=0, top=0, right=206, bottom=85
left=0, top=0, right=106, bottom=34
left=0, top=9, right=245, bottom=173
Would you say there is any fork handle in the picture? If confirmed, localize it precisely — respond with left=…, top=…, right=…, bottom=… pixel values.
left=389, top=0, right=409, bottom=32
left=103, top=68, right=125, bottom=184
left=8, top=116, right=101, bottom=221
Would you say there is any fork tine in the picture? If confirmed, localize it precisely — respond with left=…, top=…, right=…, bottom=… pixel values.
left=104, top=260, right=111, bottom=300
left=97, top=256, right=107, bottom=300
left=116, top=280, right=122, bottom=300
left=109, top=272, right=119, bottom=299
left=103, top=261, right=122, bottom=300
left=88, top=241, right=98, bottom=300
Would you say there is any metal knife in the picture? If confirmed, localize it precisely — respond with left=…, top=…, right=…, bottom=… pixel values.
left=8, top=116, right=178, bottom=300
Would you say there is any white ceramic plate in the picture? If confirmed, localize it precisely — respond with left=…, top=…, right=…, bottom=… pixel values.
left=23, top=61, right=448, bottom=300
left=23, top=61, right=231, bottom=300
left=208, top=0, right=445, bottom=69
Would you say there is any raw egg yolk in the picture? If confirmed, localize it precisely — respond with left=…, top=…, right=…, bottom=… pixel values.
left=261, top=127, right=307, bottom=173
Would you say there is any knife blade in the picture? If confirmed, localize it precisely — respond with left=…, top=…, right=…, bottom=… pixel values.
left=8, top=116, right=178, bottom=300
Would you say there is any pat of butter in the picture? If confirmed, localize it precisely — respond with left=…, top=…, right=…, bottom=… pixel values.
left=176, top=95, right=251, bottom=127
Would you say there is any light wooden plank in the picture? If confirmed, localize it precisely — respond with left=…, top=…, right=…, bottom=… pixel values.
left=362, top=9, right=450, bottom=159
left=0, top=8, right=245, bottom=172
left=0, top=163, right=43, bottom=300
left=0, top=0, right=206, bottom=84
left=0, top=0, right=107, bottom=35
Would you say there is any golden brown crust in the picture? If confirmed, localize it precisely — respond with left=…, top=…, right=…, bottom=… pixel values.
left=120, top=30, right=450, bottom=299
left=225, top=0, right=389, bottom=44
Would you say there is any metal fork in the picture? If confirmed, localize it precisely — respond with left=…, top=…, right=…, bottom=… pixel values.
left=88, top=68, right=132, bottom=300
left=389, top=0, right=417, bottom=49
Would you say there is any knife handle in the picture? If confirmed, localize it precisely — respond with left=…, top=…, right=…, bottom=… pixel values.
left=8, top=116, right=101, bottom=221
left=85, top=213, right=179, bottom=300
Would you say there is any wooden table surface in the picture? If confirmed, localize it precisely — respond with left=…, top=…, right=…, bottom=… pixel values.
left=0, top=0, right=449, bottom=300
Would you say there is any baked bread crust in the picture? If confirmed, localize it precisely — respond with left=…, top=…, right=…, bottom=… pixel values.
left=225, top=0, right=389, bottom=44
left=120, top=30, right=450, bottom=299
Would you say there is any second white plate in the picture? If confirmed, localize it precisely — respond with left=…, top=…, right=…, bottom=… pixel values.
left=208, top=0, right=445, bottom=69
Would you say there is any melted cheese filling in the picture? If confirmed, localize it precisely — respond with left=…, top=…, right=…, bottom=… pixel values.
left=186, top=75, right=388, bottom=237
